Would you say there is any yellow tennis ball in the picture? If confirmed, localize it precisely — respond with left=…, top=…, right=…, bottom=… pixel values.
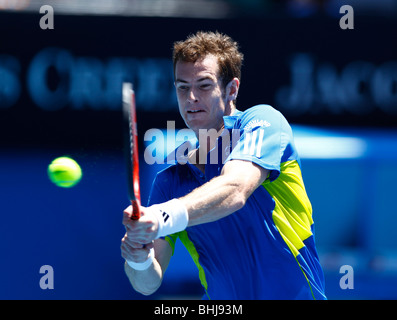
left=48, top=157, right=82, bottom=188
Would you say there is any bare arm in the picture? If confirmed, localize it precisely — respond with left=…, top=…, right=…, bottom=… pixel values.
left=122, top=213, right=172, bottom=295
left=181, top=159, right=269, bottom=226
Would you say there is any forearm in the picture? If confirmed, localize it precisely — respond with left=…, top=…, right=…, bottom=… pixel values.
left=180, top=174, right=246, bottom=227
left=124, top=259, right=163, bottom=296
left=180, top=161, right=268, bottom=227
left=122, top=238, right=172, bottom=296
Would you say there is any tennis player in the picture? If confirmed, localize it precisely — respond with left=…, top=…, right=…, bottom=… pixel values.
left=121, top=31, right=326, bottom=299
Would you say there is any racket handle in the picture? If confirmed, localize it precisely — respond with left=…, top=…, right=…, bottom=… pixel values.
left=131, top=200, right=141, bottom=220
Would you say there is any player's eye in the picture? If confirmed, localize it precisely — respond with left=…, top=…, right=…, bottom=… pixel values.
left=177, top=84, right=189, bottom=91
left=200, top=83, right=212, bottom=90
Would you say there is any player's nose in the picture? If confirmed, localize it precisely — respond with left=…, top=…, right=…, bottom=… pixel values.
left=187, top=88, right=198, bottom=104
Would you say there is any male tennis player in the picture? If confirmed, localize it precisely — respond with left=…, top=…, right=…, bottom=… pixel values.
left=121, top=31, right=326, bottom=299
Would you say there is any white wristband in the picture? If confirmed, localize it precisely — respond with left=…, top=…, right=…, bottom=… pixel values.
left=126, top=247, right=155, bottom=271
left=150, top=199, right=189, bottom=238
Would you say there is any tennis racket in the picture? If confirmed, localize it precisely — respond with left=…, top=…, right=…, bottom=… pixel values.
left=122, top=82, right=141, bottom=220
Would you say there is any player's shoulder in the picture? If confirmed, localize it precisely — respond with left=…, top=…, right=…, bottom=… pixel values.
left=240, top=104, right=284, bottom=119
left=235, top=104, right=287, bottom=129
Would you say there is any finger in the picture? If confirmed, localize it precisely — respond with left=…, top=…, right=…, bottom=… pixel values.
left=136, top=209, right=157, bottom=232
left=126, top=217, right=153, bottom=234
left=121, top=243, right=142, bottom=262
left=125, top=204, right=142, bottom=220
left=125, top=226, right=156, bottom=244
left=122, top=205, right=133, bottom=225
left=124, top=233, right=153, bottom=248
left=145, top=241, right=154, bottom=250
left=122, top=206, right=158, bottom=244
left=122, top=232, right=145, bottom=248
left=123, top=205, right=147, bottom=228
left=121, top=239, right=141, bottom=258
left=121, top=241, right=153, bottom=263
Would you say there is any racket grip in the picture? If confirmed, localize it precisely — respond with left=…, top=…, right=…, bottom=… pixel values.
left=131, top=200, right=141, bottom=220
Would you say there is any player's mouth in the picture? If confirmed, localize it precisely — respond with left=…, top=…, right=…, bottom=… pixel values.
left=187, top=109, right=205, bottom=114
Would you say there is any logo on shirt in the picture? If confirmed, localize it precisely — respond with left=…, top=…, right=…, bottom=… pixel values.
left=240, top=119, right=270, bottom=158
left=242, top=129, right=265, bottom=157
left=244, top=119, right=271, bottom=131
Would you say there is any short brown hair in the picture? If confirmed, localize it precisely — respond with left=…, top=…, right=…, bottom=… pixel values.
left=172, top=31, right=244, bottom=87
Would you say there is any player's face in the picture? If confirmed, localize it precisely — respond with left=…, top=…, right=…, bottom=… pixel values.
left=175, top=55, right=230, bottom=135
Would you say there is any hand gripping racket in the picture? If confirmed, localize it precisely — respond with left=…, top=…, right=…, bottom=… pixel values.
left=122, top=83, right=141, bottom=220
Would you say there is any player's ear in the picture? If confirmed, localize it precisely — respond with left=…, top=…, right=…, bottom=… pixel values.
left=225, top=78, right=240, bottom=102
